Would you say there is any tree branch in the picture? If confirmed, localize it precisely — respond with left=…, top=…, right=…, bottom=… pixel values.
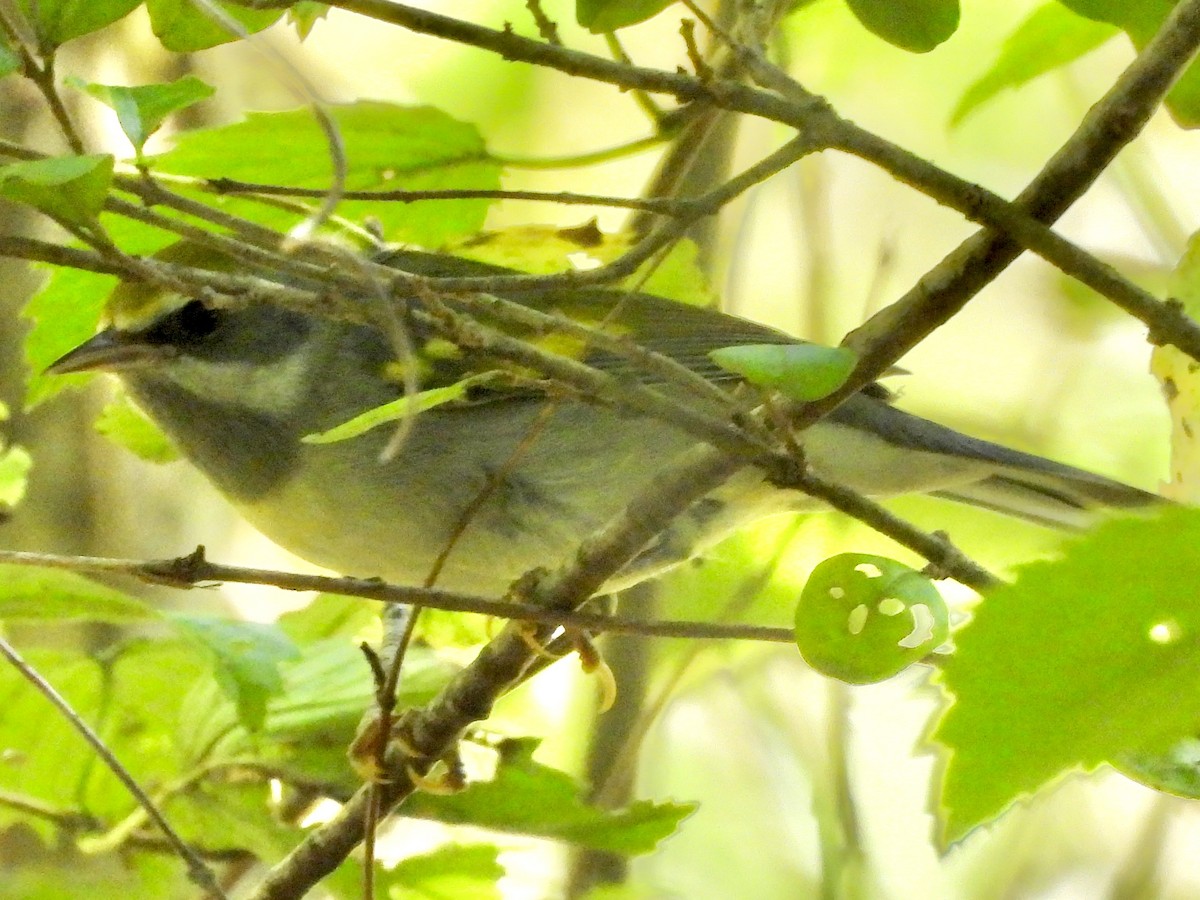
left=794, top=0, right=1200, bottom=430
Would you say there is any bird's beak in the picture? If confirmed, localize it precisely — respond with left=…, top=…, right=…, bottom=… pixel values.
left=46, top=330, right=167, bottom=375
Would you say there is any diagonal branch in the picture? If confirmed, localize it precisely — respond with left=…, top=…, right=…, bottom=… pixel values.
left=796, top=0, right=1200, bottom=429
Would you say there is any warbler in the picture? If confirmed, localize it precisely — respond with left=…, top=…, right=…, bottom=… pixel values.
left=48, top=245, right=1160, bottom=595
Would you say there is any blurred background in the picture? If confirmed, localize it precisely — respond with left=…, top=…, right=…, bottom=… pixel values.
left=0, top=0, right=1192, bottom=897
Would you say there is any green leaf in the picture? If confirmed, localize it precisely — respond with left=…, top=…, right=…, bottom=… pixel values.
left=408, top=738, right=695, bottom=853
left=624, top=238, right=714, bottom=307
left=0, top=564, right=157, bottom=622
left=325, top=845, right=504, bottom=900
left=794, top=553, right=949, bottom=684
left=844, top=0, right=960, bottom=52
left=145, top=0, right=285, bottom=52
left=171, top=615, right=300, bottom=733
left=154, top=781, right=300, bottom=862
left=0, top=642, right=209, bottom=829
left=0, top=33, right=22, bottom=79
left=1170, top=229, right=1200, bottom=320
left=277, top=592, right=380, bottom=644
left=0, top=445, right=31, bottom=508
left=288, top=2, right=329, bottom=40
left=22, top=214, right=174, bottom=406
left=932, top=508, right=1200, bottom=845
left=1058, top=0, right=1174, bottom=32
left=1118, top=737, right=1200, bottom=798
left=21, top=263, right=113, bottom=406
left=177, top=639, right=457, bottom=784
left=0, top=154, right=113, bottom=226
left=383, top=844, right=504, bottom=899
left=94, top=392, right=179, bottom=463
left=417, top=606, right=495, bottom=649
left=576, top=0, right=677, bottom=32
left=0, top=853, right=190, bottom=899
left=302, top=373, right=504, bottom=444
left=447, top=223, right=615, bottom=274
left=0, top=651, right=105, bottom=833
left=69, top=75, right=215, bottom=155
left=154, top=102, right=501, bottom=244
left=15, top=0, right=140, bottom=48
left=709, top=343, right=856, bottom=401
left=952, top=3, right=1118, bottom=126
left=447, top=226, right=714, bottom=307
left=1058, top=0, right=1200, bottom=126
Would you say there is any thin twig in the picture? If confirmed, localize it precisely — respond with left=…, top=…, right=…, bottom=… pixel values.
left=604, top=32, right=665, bottom=124
left=525, top=0, right=561, bottom=45
left=0, top=7, right=85, bottom=155
left=376, top=132, right=825, bottom=294
left=0, top=788, right=98, bottom=830
left=494, top=132, right=670, bottom=169
left=204, top=180, right=689, bottom=215
left=0, top=548, right=795, bottom=643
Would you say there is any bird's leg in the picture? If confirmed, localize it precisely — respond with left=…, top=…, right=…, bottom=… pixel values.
left=572, top=628, right=618, bottom=713
left=511, top=593, right=619, bottom=712
left=348, top=708, right=468, bottom=794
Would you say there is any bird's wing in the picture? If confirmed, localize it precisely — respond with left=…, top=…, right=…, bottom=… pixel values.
left=379, top=247, right=891, bottom=394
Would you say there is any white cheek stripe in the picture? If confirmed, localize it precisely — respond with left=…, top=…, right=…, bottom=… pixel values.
left=169, top=342, right=316, bottom=416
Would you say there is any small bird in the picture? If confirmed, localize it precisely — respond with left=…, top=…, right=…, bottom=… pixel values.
left=49, top=244, right=1161, bottom=595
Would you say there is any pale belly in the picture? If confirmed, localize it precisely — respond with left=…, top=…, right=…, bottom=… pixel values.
left=233, top=401, right=995, bottom=596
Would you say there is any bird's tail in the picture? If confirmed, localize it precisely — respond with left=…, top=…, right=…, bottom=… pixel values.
left=931, top=460, right=1162, bottom=530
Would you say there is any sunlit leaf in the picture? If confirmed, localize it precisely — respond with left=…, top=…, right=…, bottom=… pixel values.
left=1058, top=0, right=1200, bottom=126
left=15, top=0, right=140, bottom=48
left=932, top=508, right=1200, bottom=844
left=1119, top=737, right=1200, bottom=798
left=0, top=445, right=30, bottom=508
left=709, top=343, right=856, bottom=401
left=1151, top=229, right=1200, bottom=502
left=21, top=215, right=181, bottom=407
left=145, top=0, right=284, bottom=52
left=95, top=393, right=179, bottom=463
left=155, top=782, right=299, bottom=862
left=302, top=373, right=504, bottom=444
left=408, top=738, right=695, bottom=853
left=845, top=0, right=959, bottom=52
left=0, top=641, right=209, bottom=830
left=576, top=0, right=677, bottom=33
left=794, top=553, right=949, bottom=684
left=952, top=3, right=1117, bottom=126
left=0, top=155, right=113, bottom=226
left=288, top=2, right=330, bottom=40
left=0, top=565, right=156, bottom=621
left=69, top=75, right=215, bottom=155
left=327, top=845, right=504, bottom=900
left=154, top=102, right=501, bottom=244
left=171, top=615, right=300, bottom=732
left=276, top=592, right=380, bottom=644
left=177, top=639, right=456, bottom=786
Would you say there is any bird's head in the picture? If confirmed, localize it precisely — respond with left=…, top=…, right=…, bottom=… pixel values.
left=46, top=243, right=331, bottom=424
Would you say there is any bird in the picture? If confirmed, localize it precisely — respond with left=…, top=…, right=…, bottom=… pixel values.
left=48, top=242, right=1162, bottom=597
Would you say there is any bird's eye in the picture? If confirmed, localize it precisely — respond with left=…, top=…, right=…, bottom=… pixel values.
left=144, top=299, right=223, bottom=346
left=176, top=300, right=221, bottom=337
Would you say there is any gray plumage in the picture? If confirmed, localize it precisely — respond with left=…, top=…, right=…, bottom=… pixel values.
left=50, top=250, right=1162, bottom=595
